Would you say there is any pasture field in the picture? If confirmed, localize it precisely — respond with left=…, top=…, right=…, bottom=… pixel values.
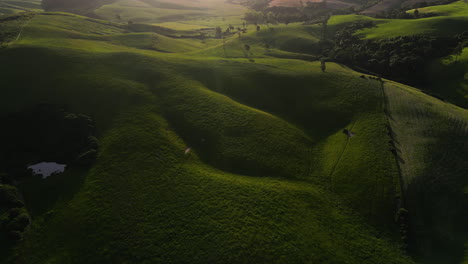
left=329, top=1, right=468, bottom=39
left=0, top=11, right=418, bottom=264
left=384, top=81, right=468, bottom=264
left=425, top=47, right=468, bottom=108
left=0, top=0, right=42, bottom=15
left=94, top=0, right=247, bottom=26
left=0, top=0, right=466, bottom=263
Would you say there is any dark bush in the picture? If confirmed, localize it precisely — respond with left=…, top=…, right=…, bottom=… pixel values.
left=0, top=185, right=22, bottom=207
left=8, top=230, right=22, bottom=241
left=6, top=213, right=30, bottom=233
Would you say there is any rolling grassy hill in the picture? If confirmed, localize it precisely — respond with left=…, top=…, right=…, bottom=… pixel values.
left=0, top=2, right=466, bottom=263
left=0, top=0, right=42, bottom=15
left=329, top=0, right=468, bottom=39
left=192, top=23, right=323, bottom=58
left=425, top=47, right=468, bottom=108
left=94, top=0, right=247, bottom=29
left=0, top=11, right=416, bottom=264
left=384, top=81, right=468, bottom=264
left=328, top=0, right=468, bottom=109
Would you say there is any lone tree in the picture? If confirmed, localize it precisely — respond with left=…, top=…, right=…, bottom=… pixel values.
left=414, top=9, right=419, bottom=17
left=223, top=37, right=226, bottom=57
left=215, top=26, right=222, bottom=39
left=321, top=60, right=326, bottom=72
left=453, top=41, right=465, bottom=61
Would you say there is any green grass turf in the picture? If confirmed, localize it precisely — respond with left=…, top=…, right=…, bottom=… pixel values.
left=0, top=12, right=34, bottom=46
left=425, top=47, right=468, bottom=108
left=329, top=1, right=468, bottom=39
left=0, top=0, right=42, bottom=15
left=0, top=12, right=417, bottom=263
left=0, top=46, right=414, bottom=263
left=0, top=6, right=466, bottom=263
left=384, top=81, right=468, bottom=264
left=408, top=0, right=468, bottom=16
left=94, top=0, right=247, bottom=26
left=192, top=23, right=322, bottom=58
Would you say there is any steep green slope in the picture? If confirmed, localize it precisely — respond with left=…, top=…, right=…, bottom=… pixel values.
left=384, top=81, right=468, bottom=264
left=426, top=47, right=468, bottom=108
left=329, top=1, right=468, bottom=39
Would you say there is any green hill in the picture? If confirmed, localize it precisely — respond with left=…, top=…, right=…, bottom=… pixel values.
left=425, top=47, right=468, bottom=108
left=384, top=81, right=468, bottom=263
left=0, top=3, right=466, bottom=264
left=94, top=0, right=247, bottom=27
left=329, top=1, right=468, bottom=39
left=0, top=12, right=414, bottom=263
left=328, top=0, right=468, bottom=108
left=0, top=0, right=42, bottom=15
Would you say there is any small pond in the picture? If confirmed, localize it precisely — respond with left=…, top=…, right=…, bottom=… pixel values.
left=27, top=162, right=67, bottom=179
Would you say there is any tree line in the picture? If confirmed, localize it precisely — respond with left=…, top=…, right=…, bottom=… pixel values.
left=330, top=21, right=468, bottom=86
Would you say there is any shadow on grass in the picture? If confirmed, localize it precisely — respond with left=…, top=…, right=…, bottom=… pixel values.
left=406, top=119, right=468, bottom=264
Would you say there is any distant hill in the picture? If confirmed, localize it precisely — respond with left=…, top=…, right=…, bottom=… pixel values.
left=41, top=0, right=115, bottom=14
left=0, top=0, right=42, bottom=15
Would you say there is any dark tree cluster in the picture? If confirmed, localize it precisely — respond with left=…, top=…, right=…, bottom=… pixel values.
left=243, top=1, right=355, bottom=25
left=242, top=0, right=272, bottom=11
left=373, top=7, right=437, bottom=19
left=407, top=0, right=460, bottom=9
left=0, top=184, right=30, bottom=241
left=0, top=104, right=99, bottom=179
left=332, top=22, right=468, bottom=85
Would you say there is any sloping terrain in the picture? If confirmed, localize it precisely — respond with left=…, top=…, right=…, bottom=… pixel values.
left=329, top=1, right=468, bottom=39
left=384, top=81, right=468, bottom=263
left=0, top=1, right=466, bottom=263
left=269, top=0, right=360, bottom=9
left=0, top=12, right=415, bottom=264
left=94, top=0, right=247, bottom=27
left=328, top=0, right=468, bottom=109
left=0, top=0, right=41, bottom=15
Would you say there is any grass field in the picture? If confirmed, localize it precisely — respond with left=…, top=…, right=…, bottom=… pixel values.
left=329, top=1, right=468, bottom=39
left=0, top=0, right=41, bottom=15
left=0, top=11, right=418, bottom=264
left=384, top=81, right=468, bottom=264
left=94, top=0, right=247, bottom=27
left=425, top=47, right=468, bottom=108
left=0, top=1, right=466, bottom=263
